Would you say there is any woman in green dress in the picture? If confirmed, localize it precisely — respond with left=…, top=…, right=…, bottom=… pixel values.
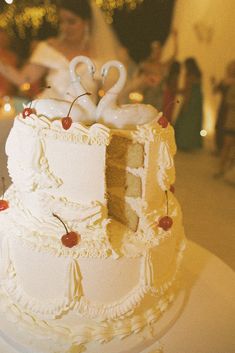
left=174, top=58, right=203, bottom=151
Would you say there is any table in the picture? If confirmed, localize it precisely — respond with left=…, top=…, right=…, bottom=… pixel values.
left=0, top=241, right=234, bottom=353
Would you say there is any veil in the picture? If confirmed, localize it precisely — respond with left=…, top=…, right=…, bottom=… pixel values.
left=88, top=1, right=132, bottom=90
left=89, top=1, right=124, bottom=63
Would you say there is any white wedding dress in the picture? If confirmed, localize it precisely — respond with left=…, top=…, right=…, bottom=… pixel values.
left=30, top=41, right=98, bottom=101
left=28, top=2, right=127, bottom=102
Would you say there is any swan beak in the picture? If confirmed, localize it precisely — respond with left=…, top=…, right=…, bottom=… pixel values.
left=90, top=66, right=96, bottom=79
left=101, top=72, right=106, bottom=85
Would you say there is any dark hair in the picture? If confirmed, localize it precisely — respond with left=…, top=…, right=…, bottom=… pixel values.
left=166, top=60, right=181, bottom=85
left=185, top=57, right=201, bottom=79
left=59, top=0, right=92, bottom=20
left=169, top=60, right=181, bottom=76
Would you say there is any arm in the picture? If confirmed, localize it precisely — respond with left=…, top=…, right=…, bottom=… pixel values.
left=0, top=60, right=47, bottom=87
left=163, top=29, right=178, bottom=70
left=171, top=29, right=178, bottom=58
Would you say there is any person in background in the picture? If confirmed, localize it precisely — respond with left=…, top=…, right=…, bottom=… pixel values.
left=0, top=0, right=122, bottom=102
left=0, top=28, right=18, bottom=98
left=174, top=57, right=203, bottom=151
left=19, top=40, right=45, bottom=99
left=162, top=60, right=181, bottom=123
left=214, top=61, right=235, bottom=179
left=121, top=29, right=178, bottom=110
left=211, top=60, right=235, bottom=153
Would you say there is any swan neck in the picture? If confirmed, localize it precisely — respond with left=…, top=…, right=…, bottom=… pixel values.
left=109, top=63, right=127, bottom=95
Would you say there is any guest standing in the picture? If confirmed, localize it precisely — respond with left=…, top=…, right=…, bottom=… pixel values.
left=174, top=58, right=203, bottom=151
left=162, top=60, right=181, bottom=123
left=211, top=60, right=235, bottom=153
left=214, top=65, right=235, bottom=179
left=122, top=30, right=178, bottom=110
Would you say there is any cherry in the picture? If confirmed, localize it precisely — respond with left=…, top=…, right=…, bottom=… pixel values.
left=53, top=213, right=80, bottom=248
left=0, top=177, right=9, bottom=212
left=158, top=115, right=168, bottom=128
left=22, top=107, right=35, bottom=119
left=0, top=199, right=8, bottom=212
left=61, top=92, right=91, bottom=130
left=22, top=88, right=50, bottom=119
left=157, top=191, right=173, bottom=231
left=158, top=216, right=173, bottom=231
left=61, top=231, right=80, bottom=248
left=62, top=116, right=72, bottom=130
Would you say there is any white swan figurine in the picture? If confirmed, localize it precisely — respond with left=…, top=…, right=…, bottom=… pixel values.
left=29, top=96, right=93, bottom=124
left=69, top=55, right=97, bottom=121
left=29, top=56, right=97, bottom=124
left=96, top=60, right=160, bottom=129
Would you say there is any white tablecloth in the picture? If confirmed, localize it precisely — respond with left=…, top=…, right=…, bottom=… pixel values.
left=0, top=241, right=234, bottom=353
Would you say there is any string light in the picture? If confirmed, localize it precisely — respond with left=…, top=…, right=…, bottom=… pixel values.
left=200, top=130, right=208, bottom=137
left=0, top=1, right=58, bottom=39
left=95, top=0, right=144, bottom=23
left=129, top=92, right=143, bottom=103
left=3, top=103, right=12, bottom=112
left=0, top=1, right=143, bottom=37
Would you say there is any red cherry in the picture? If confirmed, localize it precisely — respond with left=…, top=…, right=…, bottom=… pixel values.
left=158, top=216, right=173, bottom=231
left=62, top=116, right=72, bottom=130
left=61, top=92, right=91, bottom=130
left=0, top=177, right=8, bottom=212
left=61, top=231, right=80, bottom=248
left=170, top=185, right=175, bottom=193
left=0, top=200, right=9, bottom=212
left=158, top=115, right=169, bottom=128
left=22, top=107, right=35, bottom=119
left=53, top=213, right=81, bottom=248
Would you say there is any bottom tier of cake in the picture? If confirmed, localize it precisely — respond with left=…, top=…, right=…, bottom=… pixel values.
left=0, top=187, right=185, bottom=353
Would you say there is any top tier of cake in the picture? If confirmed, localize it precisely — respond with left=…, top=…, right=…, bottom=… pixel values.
left=2, top=57, right=180, bottom=261
left=5, top=106, right=177, bottom=253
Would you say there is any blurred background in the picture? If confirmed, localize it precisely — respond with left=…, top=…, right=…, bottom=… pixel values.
left=0, top=0, right=234, bottom=270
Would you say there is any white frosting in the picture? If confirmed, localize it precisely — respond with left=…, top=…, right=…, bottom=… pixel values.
left=6, top=116, right=110, bottom=206
left=0, top=89, right=186, bottom=353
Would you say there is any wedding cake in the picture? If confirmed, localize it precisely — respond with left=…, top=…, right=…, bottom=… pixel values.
left=0, top=58, right=186, bottom=353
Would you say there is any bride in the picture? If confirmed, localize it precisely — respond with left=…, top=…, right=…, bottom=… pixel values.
left=0, top=0, right=122, bottom=101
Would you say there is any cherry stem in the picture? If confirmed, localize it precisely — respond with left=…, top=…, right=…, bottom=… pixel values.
left=27, top=86, right=51, bottom=107
left=67, top=92, right=91, bottom=117
left=53, top=213, right=68, bottom=234
left=165, top=190, right=169, bottom=215
left=40, top=85, right=51, bottom=90
left=1, top=177, right=5, bottom=200
left=163, top=99, right=180, bottom=118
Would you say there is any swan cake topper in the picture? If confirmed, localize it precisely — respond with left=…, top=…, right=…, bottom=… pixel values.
left=26, top=56, right=161, bottom=129
left=96, top=60, right=160, bottom=129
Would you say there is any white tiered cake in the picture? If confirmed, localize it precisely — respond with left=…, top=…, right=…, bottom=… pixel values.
left=0, top=58, right=186, bottom=353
